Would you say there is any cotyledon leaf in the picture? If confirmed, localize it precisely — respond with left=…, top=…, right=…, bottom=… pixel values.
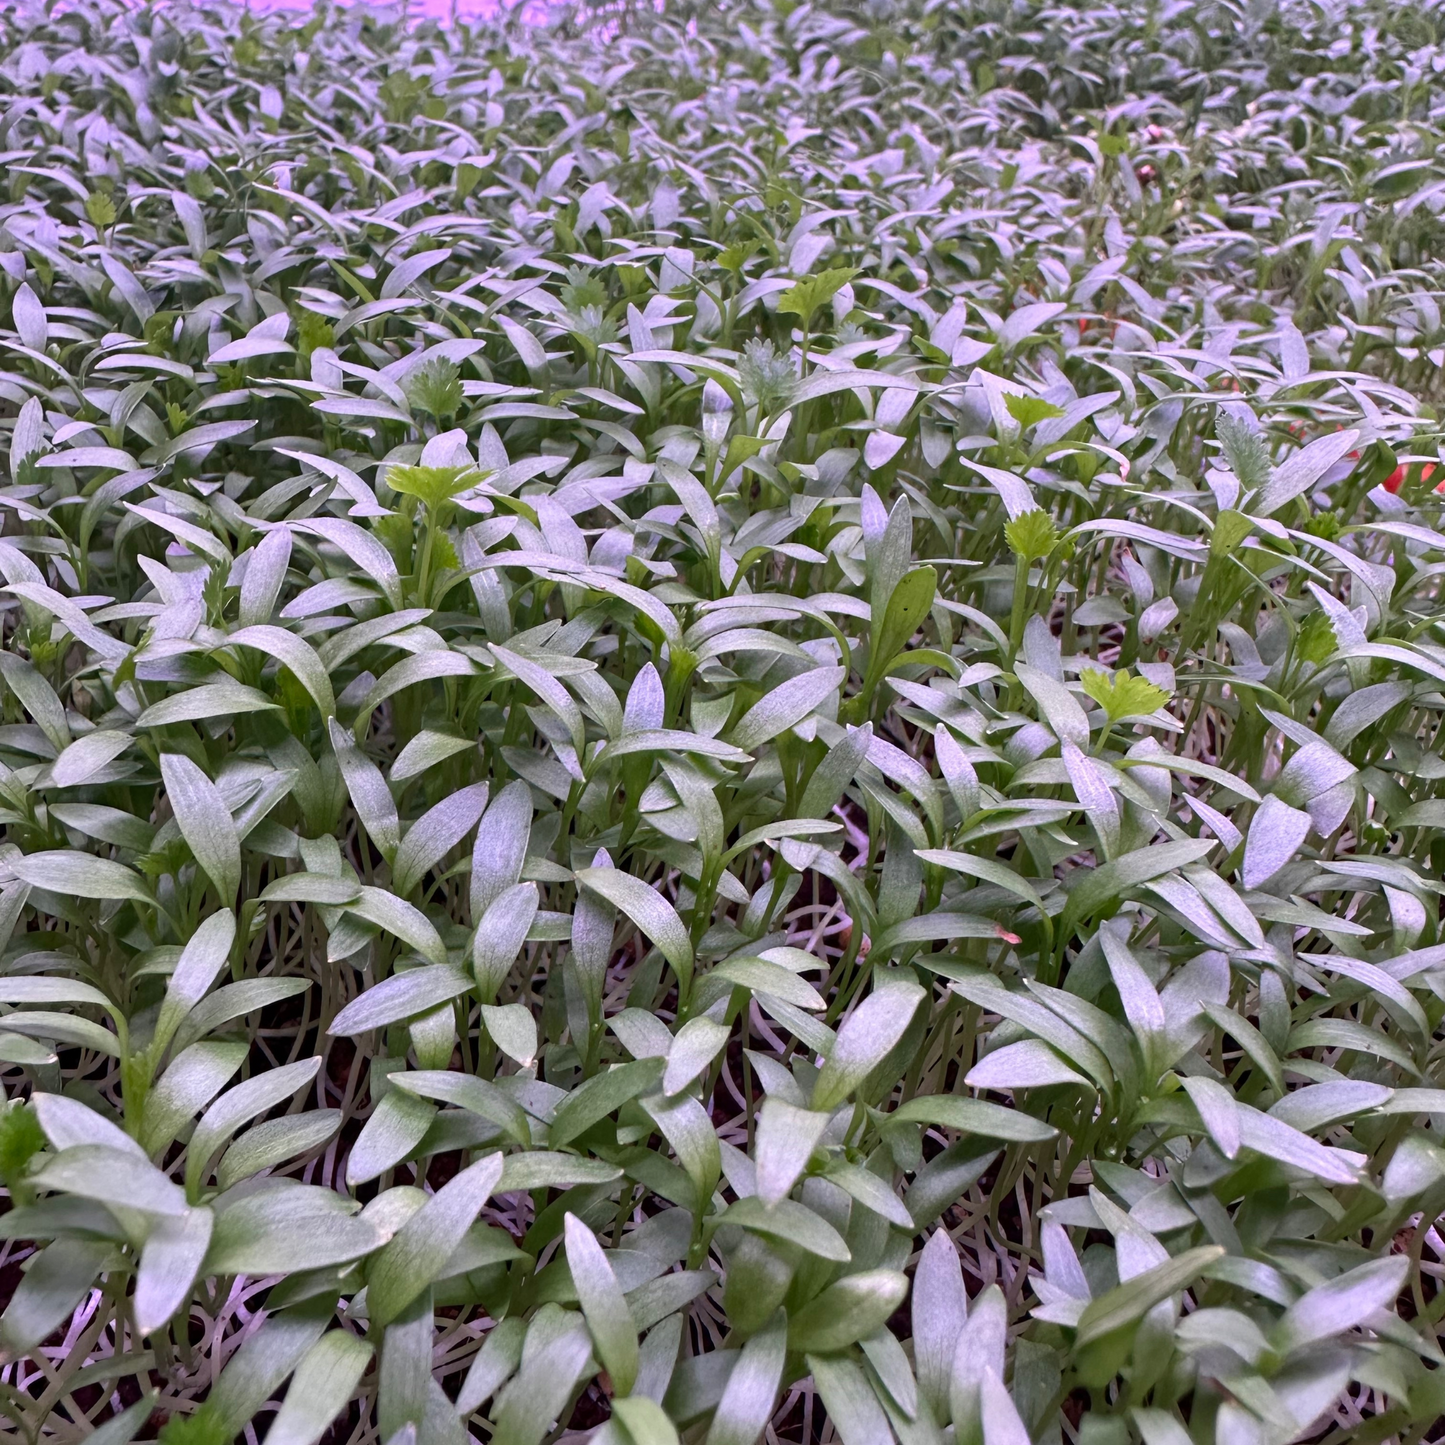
left=566, top=1212, right=639, bottom=1396
left=9, top=851, right=153, bottom=904
left=887, top=1096, right=1057, bottom=1142
left=161, top=752, right=242, bottom=906
left=185, top=1056, right=322, bottom=1198
left=550, top=1057, right=667, bottom=1149
left=368, top=1153, right=505, bottom=1328
left=729, top=666, right=847, bottom=752
left=266, top=1331, right=374, bottom=1445
left=576, top=868, right=694, bottom=997
left=329, top=965, right=471, bottom=1035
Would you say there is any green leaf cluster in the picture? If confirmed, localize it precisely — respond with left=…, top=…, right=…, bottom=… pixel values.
left=0, top=2, right=1437, bottom=1444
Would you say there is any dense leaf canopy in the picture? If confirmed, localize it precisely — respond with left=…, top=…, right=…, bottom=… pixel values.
left=0, top=0, right=1442, bottom=1443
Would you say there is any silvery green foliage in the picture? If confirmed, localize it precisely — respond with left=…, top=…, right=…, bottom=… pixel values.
left=0, top=0, right=1439, bottom=1443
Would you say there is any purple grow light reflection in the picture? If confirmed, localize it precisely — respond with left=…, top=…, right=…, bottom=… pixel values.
left=239, top=0, right=660, bottom=23
left=242, top=0, right=547, bottom=18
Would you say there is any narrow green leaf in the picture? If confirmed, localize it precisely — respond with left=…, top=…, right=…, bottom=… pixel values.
left=551, top=1058, right=667, bottom=1149
left=729, top=666, right=846, bottom=753
left=267, top=1332, right=374, bottom=1445
left=813, top=983, right=925, bottom=1110
left=889, top=1096, right=1056, bottom=1142
left=134, top=1206, right=213, bottom=1336
left=369, top=1152, right=505, bottom=1328
left=137, top=678, right=281, bottom=727
left=161, top=752, right=242, bottom=905
left=1074, top=1246, right=1225, bottom=1348
left=0, top=1241, right=109, bottom=1353
left=566, top=1211, right=640, bottom=1396
left=9, top=851, right=153, bottom=903
left=789, top=1270, right=908, bottom=1353
left=576, top=868, right=693, bottom=997
left=705, top=1311, right=786, bottom=1445
left=330, top=965, right=471, bottom=1035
